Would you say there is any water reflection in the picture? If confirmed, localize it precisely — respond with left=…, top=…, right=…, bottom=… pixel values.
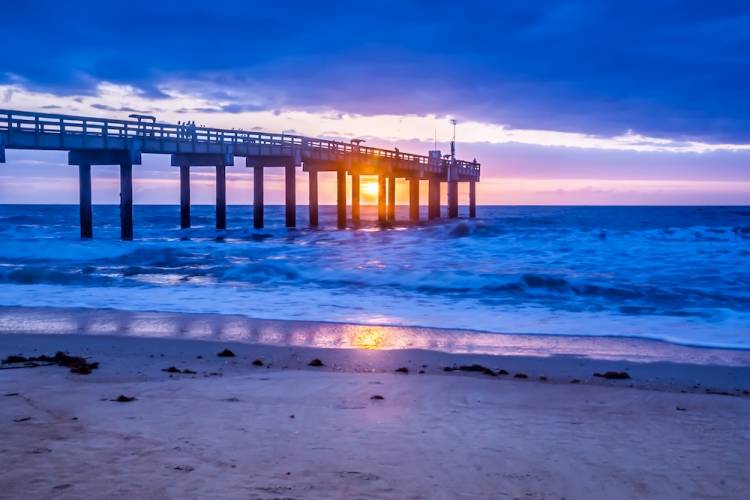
left=352, top=327, right=387, bottom=350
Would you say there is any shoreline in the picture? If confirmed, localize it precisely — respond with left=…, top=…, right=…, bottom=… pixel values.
left=1, top=331, right=749, bottom=499
left=2, top=305, right=750, bottom=365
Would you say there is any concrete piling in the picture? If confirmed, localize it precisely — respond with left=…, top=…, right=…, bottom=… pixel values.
left=253, top=166, right=264, bottom=229
left=78, top=164, right=92, bottom=238
left=215, top=165, right=226, bottom=230
left=179, top=166, right=190, bottom=229
left=308, top=169, right=318, bottom=228
left=119, top=162, right=133, bottom=241
left=409, top=177, right=419, bottom=222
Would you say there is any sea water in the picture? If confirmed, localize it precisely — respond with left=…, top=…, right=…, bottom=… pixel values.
left=0, top=205, right=748, bottom=349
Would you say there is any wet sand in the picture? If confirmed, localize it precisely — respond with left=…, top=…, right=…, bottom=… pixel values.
left=1, top=330, right=749, bottom=499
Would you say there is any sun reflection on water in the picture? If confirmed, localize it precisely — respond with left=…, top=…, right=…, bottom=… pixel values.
left=352, top=328, right=387, bottom=349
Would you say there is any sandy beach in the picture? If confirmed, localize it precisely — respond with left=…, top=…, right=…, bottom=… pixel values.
left=2, top=323, right=749, bottom=499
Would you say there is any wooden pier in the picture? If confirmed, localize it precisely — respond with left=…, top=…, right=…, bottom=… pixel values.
left=0, top=109, right=480, bottom=240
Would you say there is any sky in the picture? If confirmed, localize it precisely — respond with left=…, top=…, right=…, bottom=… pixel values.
left=1, top=0, right=749, bottom=205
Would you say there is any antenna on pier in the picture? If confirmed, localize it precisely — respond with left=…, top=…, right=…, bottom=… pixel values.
left=450, top=119, right=457, bottom=161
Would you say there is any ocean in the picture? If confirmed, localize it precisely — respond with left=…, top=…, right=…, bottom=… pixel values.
left=0, top=205, right=748, bottom=349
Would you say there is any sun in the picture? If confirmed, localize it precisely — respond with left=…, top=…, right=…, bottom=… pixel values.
left=361, top=180, right=379, bottom=197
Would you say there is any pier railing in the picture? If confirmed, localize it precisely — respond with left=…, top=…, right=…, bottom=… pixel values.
left=0, top=109, right=480, bottom=178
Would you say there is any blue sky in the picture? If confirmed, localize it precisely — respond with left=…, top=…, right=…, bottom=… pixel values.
left=1, top=0, right=749, bottom=204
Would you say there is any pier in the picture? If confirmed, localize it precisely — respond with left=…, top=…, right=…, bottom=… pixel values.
left=0, top=109, right=480, bottom=240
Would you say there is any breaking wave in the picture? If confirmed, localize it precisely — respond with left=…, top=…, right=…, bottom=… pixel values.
left=0, top=204, right=749, bottom=348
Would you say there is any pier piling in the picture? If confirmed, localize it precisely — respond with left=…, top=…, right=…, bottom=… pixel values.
left=119, top=162, right=133, bottom=241
left=387, top=176, right=396, bottom=222
left=351, top=173, right=360, bottom=224
left=285, top=164, right=296, bottom=228
left=469, top=181, right=476, bottom=218
left=215, top=165, right=226, bottom=230
left=378, top=175, right=387, bottom=223
left=409, top=177, right=419, bottom=222
left=179, top=166, right=190, bottom=229
left=448, top=180, right=458, bottom=219
left=428, top=178, right=440, bottom=220
left=308, top=169, right=318, bottom=228
left=78, top=164, right=92, bottom=238
left=253, top=166, right=264, bottom=229
left=337, top=168, right=347, bottom=229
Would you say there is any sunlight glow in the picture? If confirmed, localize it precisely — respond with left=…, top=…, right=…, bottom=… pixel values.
left=361, top=180, right=379, bottom=198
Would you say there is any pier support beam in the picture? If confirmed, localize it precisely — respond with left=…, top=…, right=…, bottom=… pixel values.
left=253, top=166, right=264, bottom=229
left=428, top=178, right=440, bottom=220
left=337, top=168, right=347, bottom=229
left=448, top=181, right=458, bottom=219
left=409, top=178, right=419, bottom=222
left=179, top=166, right=190, bottom=229
left=351, top=173, right=360, bottom=224
left=308, top=169, right=318, bottom=228
left=285, top=163, right=296, bottom=228
left=215, top=165, right=226, bottom=230
left=120, top=163, right=133, bottom=241
left=469, top=181, right=476, bottom=218
left=378, top=175, right=387, bottom=224
left=387, top=176, right=396, bottom=222
left=78, top=164, right=92, bottom=239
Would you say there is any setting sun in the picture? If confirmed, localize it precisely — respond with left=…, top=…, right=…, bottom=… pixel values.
left=361, top=180, right=379, bottom=198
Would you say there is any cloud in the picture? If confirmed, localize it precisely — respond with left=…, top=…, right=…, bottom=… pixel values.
left=1, top=1, right=748, bottom=143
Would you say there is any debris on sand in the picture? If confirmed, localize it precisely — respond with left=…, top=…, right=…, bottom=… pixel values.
left=225, top=397, right=240, bottom=402
left=111, top=395, right=136, bottom=403
left=370, top=395, right=385, bottom=400
left=395, top=367, right=409, bottom=374
left=514, top=373, right=529, bottom=379
left=13, top=417, right=31, bottom=422
left=593, top=371, right=631, bottom=380
left=161, top=366, right=196, bottom=375
left=443, top=366, right=455, bottom=372
left=308, top=358, right=324, bottom=367
left=2, top=352, right=99, bottom=375
left=539, top=376, right=548, bottom=381
left=3, top=355, right=27, bottom=364
left=4, top=392, right=19, bottom=397
left=217, top=349, right=236, bottom=358
left=676, top=406, right=687, bottom=411
left=456, top=364, right=497, bottom=377
left=497, top=369, right=509, bottom=375
left=174, top=465, right=195, bottom=472
left=570, top=379, right=581, bottom=384
left=252, top=359, right=264, bottom=367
